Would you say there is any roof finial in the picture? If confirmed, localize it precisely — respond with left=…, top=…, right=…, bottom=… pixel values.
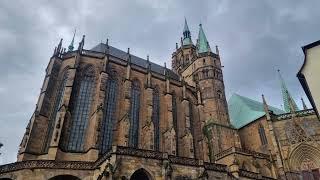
left=77, top=35, right=85, bottom=52
left=106, top=38, right=109, bottom=48
left=301, top=97, right=308, bottom=110
left=146, top=55, right=151, bottom=69
left=127, top=48, right=131, bottom=64
left=262, top=94, right=271, bottom=120
left=68, top=29, right=76, bottom=52
left=57, top=38, right=63, bottom=53
left=176, top=43, right=178, bottom=50
left=277, top=69, right=299, bottom=112
left=215, top=45, right=219, bottom=55
left=163, top=62, right=167, bottom=76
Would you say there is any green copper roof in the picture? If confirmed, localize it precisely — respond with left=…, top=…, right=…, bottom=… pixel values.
left=182, top=18, right=192, bottom=46
left=228, top=94, right=285, bottom=129
left=68, top=29, right=76, bottom=52
left=196, top=24, right=210, bottom=53
left=278, top=70, right=299, bottom=112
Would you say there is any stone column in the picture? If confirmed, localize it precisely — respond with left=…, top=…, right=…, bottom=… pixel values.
left=163, top=93, right=177, bottom=155
left=141, top=87, right=154, bottom=150
left=47, top=67, right=76, bottom=159
left=118, top=79, right=132, bottom=146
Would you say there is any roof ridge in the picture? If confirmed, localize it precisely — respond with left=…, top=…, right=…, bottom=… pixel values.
left=90, top=43, right=180, bottom=81
left=231, top=93, right=284, bottom=113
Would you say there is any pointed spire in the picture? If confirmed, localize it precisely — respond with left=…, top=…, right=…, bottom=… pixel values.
left=183, top=17, right=190, bottom=33
left=68, top=29, right=76, bottom=52
left=278, top=69, right=299, bottom=112
left=78, top=35, right=85, bottom=52
left=182, top=18, right=193, bottom=46
left=215, top=45, right=219, bottom=55
left=301, top=97, right=308, bottom=110
left=127, top=48, right=131, bottom=64
left=262, top=94, right=271, bottom=120
left=163, top=62, right=168, bottom=77
left=196, top=24, right=210, bottom=54
left=146, top=55, right=151, bottom=70
left=57, top=38, right=63, bottom=53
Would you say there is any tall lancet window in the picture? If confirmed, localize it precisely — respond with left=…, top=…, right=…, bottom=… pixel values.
left=100, top=71, right=118, bottom=154
left=45, top=69, right=69, bottom=151
left=172, top=92, right=178, bottom=155
left=258, top=123, right=268, bottom=145
left=152, top=87, right=160, bottom=151
left=129, top=80, right=141, bottom=148
left=67, top=66, right=95, bottom=151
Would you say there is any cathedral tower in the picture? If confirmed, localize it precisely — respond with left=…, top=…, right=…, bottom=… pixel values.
left=172, top=21, right=238, bottom=157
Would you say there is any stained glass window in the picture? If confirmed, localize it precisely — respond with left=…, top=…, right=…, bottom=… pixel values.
left=172, top=92, right=178, bottom=155
left=189, top=102, right=195, bottom=156
left=67, top=66, right=95, bottom=151
left=129, top=80, right=141, bottom=148
left=258, top=123, right=268, bottom=145
left=45, top=70, right=69, bottom=151
left=152, top=87, right=160, bottom=151
left=100, top=73, right=118, bottom=154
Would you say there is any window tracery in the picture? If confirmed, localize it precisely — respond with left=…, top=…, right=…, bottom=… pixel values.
left=67, top=66, right=95, bottom=151
left=100, top=70, right=118, bottom=154
left=129, top=80, right=141, bottom=148
left=152, top=87, right=160, bottom=151
left=45, top=70, right=69, bottom=151
left=258, top=123, right=268, bottom=145
left=172, top=92, right=178, bottom=155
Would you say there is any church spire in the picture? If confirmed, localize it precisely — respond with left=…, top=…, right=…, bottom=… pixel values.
left=301, top=97, right=308, bottom=110
left=182, top=18, right=192, bottom=46
left=196, top=24, right=211, bottom=53
left=68, top=29, right=76, bottom=52
left=278, top=70, right=299, bottom=112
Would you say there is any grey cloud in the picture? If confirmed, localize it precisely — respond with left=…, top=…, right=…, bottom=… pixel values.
left=0, top=0, right=318, bottom=164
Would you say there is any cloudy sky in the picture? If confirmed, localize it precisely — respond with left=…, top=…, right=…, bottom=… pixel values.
left=0, top=0, right=319, bottom=164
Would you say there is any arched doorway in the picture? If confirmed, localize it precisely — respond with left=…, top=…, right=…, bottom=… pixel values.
left=130, top=168, right=152, bottom=180
left=289, top=143, right=320, bottom=179
left=48, top=175, right=81, bottom=180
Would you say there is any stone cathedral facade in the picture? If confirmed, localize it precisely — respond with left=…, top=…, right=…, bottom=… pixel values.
left=1, top=20, right=320, bottom=180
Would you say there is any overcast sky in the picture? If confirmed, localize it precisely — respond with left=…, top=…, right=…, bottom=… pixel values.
left=0, top=0, right=319, bottom=164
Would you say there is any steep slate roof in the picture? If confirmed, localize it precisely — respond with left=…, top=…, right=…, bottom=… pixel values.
left=90, top=43, right=180, bottom=81
left=228, top=94, right=285, bottom=129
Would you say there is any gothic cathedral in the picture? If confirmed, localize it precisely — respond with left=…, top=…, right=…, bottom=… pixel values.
left=1, top=19, right=320, bottom=180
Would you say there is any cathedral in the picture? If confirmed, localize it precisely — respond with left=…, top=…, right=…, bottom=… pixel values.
left=0, top=19, right=320, bottom=180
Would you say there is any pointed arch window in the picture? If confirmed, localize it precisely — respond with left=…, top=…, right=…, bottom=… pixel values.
left=45, top=70, right=69, bottom=151
left=100, top=71, right=118, bottom=154
left=172, top=92, right=178, bottom=155
left=152, top=87, right=160, bottom=151
left=258, top=123, right=268, bottom=145
left=129, top=80, right=141, bottom=148
left=67, top=66, right=95, bottom=151
left=189, top=102, right=195, bottom=156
